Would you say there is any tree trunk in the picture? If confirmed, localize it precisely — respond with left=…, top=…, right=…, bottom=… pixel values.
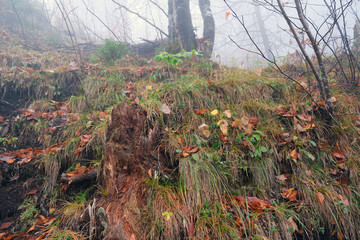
left=173, top=0, right=196, bottom=51
left=199, top=0, right=215, bottom=58
left=255, top=6, right=272, bottom=60
left=168, top=0, right=177, bottom=43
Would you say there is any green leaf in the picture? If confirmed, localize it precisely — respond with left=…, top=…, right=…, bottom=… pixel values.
left=192, top=153, right=200, bottom=161
left=255, top=130, right=265, bottom=136
left=260, top=146, right=268, bottom=153
left=309, top=140, right=317, bottom=147
left=304, top=151, right=315, bottom=161
left=176, top=149, right=182, bottom=153
left=253, top=134, right=260, bottom=141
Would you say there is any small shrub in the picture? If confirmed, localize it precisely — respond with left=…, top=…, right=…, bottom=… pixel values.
left=97, top=39, right=129, bottom=63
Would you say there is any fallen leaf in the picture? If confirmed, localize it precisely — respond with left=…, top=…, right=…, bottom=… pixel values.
left=196, top=109, right=208, bottom=115
left=276, top=174, right=289, bottom=183
left=316, top=192, right=325, bottom=205
left=188, top=147, right=199, bottom=153
left=161, top=103, right=171, bottom=115
left=249, top=117, right=258, bottom=127
left=210, top=109, right=219, bottom=115
left=290, top=149, right=300, bottom=159
left=7, top=158, right=16, bottom=164
left=198, top=123, right=210, bottom=138
left=287, top=217, right=298, bottom=232
left=338, top=194, right=349, bottom=206
left=181, top=152, right=189, bottom=157
left=0, top=222, right=13, bottom=230
left=333, top=152, right=345, bottom=159
left=329, top=97, right=337, bottom=104
left=0, top=115, right=4, bottom=123
left=26, top=189, right=37, bottom=195
left=282, top=188, right=297, bottom=201
left=146, top=86, right=152, bottom=90
left=224, top=110, right=232, bottom=118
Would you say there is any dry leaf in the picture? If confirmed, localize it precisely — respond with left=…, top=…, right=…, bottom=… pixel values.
left=276, top=174, right=288, bottom=183
left=148, top=169, right=152, bottom=178
left=0, top=222, right=13, bottom=230
left=181, top=152, right=189, bottom=157
left=224, top=110, right=232, bottom=118
left=316, top=191, right=325, bottom=205
left=220, top=124, right=228, bottom=135
left=196, top=109, right=208, bottom=115
left=333, top=152, right=345, bottom=159
left=198, top=123, right=210, bottom=138
left=161, top=103, right=171, bottom=114
left=282, top=188, right=298, bottom=201
left=27, top=189, right=37, bottom=195
left=290, top=149, right=300, bottom=159
left=146, top=86, right=152, bottom=90
left=287, top=217, right=298, bottom=232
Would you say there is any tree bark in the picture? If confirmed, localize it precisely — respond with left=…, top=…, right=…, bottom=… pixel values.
left=199, top=0, right=215, bottom=58
left=173, top=0, right=196, bottom=51
left=168, top=0, right=177, bottom=43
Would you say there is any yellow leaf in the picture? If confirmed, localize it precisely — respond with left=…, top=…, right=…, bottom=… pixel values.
left=210, top=109, right=219, bottom=115
left=224, top=110, right=232, bottom=118
left=146, top=86, right=152, bottom=90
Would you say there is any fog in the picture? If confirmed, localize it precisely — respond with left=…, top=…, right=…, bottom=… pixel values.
left=2, top=0, right=360, bottom=67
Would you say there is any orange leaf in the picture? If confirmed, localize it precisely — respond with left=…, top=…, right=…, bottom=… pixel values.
left=282, top=188, right=298, bottom=201
left=7, top=158, right=16, bottom=164
left=26, top=189, right=37, bottom=195
left=181, top=152, right=189, bottom=157
left=188, top=147, right=199, bottom=153
left=316, top=192, right=325, bottom=205
left=225, top=12, right=231, bottom=20
left=148, top=169, right=152, bottom=178
left=317, top=101, right=325, bottom=106
left=290, top=149, right=299, bottom=159
left=196, top=109, right=208, bottom=115
left=333, top=152, right=345, bottom=159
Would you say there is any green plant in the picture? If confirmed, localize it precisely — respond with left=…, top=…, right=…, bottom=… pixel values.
left=18, top=198, right=39, bottom=222
left=239, top=130, right=270, bottom=159
left=155, top=50, right=202, bottom=66
left=0, top=136, right=18, bottom=145
left=97, top=39, right=129, bottom=63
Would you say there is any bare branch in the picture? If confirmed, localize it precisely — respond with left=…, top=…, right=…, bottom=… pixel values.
left=112, top=0, right=169, bottom=38
left=82, top=0, right=122, bottom=43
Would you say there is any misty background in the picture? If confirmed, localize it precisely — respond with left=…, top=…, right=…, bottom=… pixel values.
left=1, top=0, right=360, bottom=67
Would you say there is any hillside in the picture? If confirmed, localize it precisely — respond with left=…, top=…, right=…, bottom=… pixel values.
left=0, top=40, right=360, bottom=240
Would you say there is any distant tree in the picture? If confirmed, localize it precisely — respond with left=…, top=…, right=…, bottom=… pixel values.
left=112, top=0, right=215, bottom=57
left=168, top=0, right=215, bottom=57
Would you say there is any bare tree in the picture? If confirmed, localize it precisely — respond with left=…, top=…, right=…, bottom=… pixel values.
left=223, top=0, right=360, bottom=123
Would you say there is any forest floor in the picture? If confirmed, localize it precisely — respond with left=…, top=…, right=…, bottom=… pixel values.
left=0, top=38, right=360, bottom=240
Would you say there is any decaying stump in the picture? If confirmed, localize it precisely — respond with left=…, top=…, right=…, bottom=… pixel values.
left=98, top=103, right=163, bottom=240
